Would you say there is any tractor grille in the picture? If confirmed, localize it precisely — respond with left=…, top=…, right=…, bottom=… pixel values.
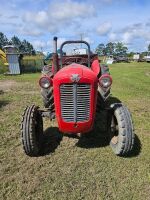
left=60, top=84, right=91, bottom=122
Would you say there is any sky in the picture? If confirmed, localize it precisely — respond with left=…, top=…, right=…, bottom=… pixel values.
left=0, top=0, right=150, bottom=52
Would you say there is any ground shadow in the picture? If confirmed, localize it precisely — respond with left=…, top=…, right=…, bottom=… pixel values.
left=76, top=96, right=141, bottom=157
left=0, top=90, right=4, bottom=95
left=0, top=90, right=9, bottom=109
left=76, top=132, right=141, bottom=157
left=76, top=133, right=109, bottom=148
left=76, top=109, right=110, bottom=149
left=40, top=127, right=63, bottom=156
left=39, top=96, right=141, bottom=157
left=0, top=100, right=9, bottom=108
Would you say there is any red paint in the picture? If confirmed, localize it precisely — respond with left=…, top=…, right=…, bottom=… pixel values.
left=91, top=59, right=100, bottom=76
left=53, top=64, right=98, bottom=134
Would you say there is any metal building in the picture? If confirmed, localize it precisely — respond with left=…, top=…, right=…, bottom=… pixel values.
left=3, top=45, right=20, bottom=74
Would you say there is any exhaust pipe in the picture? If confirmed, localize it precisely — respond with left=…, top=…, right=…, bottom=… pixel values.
left=53, top=36, right=59, bottom=74
left=53, top=36, right=57, bottom=53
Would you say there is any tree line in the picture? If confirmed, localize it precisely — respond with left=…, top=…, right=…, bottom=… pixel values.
left=95, top=42, right=150, bottom=56
left=95, top=42, right=128, bottom=56
left=0, top=32, right=36, bottom=55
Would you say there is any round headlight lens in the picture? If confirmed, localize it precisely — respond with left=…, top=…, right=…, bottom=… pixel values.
left=39, top=77, right=51, bottom=89
left=99, top=75, right=112, bottom=88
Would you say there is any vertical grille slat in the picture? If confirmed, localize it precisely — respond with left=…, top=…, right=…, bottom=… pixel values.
left=60, top=83, right=91, bottom=122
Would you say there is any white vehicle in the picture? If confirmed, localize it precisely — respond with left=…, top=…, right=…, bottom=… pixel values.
left=133, top=54, right=140, bottom=61
left=106, top=55, right=114, bottom=64
left=73, top=48, right=88, bottom=55
left=144, top=51, right=150, bottom=62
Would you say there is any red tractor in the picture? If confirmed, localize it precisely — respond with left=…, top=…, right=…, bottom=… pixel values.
left=21, top=37, right=134, bottom=157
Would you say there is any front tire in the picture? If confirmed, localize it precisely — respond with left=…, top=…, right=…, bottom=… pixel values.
left=21, top=105, right=43, bottom=156
left=41, top=87, right=54, bottom=108
left=109, top=104, right=134, bottom=156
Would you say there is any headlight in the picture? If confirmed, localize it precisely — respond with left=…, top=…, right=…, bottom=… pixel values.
left=39, top=77, right=52, bottom=89
left=99, top=74, right=112, bottom=88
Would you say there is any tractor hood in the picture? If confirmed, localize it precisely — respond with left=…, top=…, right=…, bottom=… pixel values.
left=53, top=63, right=98, bottom=134
left=53, top=63, right=98, bottom=83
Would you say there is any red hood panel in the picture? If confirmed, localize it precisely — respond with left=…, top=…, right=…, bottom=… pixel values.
left=53, top=64, right=98, bottom=134
left=54, top=64, right=97, bottom=82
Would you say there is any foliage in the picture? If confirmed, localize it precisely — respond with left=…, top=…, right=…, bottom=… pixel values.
left=95, top=43, right=105, bottom=56
left=0, top=32, right=36, bottom=55
left=105, top=42, right=115, bottom=55
left=141, top=51, right=147, bottom=57
left=95, top=42, right=128, bottom=56
left=11, top=36, right=22, bottom=49
left=115, top=42, right=128, bottom=55
left=127, top=51, right=134, bottom=58
left=11, top=36, right=36, bottom=55
left=0, top=59, right=8, bottom=73
left=0, top=32, right=8, bottom=49
left=148, top=44, right=150, bottom=51
left=20, top=55, right=44, bottom=73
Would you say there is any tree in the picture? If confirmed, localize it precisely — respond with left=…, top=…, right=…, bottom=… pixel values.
left=11, top=37, right=36, bottom=55
left=95, top=43, right=105, bottom=56
left=0, top=32, right=36, bottom=55
left=11, top=35, right=22, bottom=49
left=115, top=42, right=128, bottom=55
left=0, top=32, right=8, bottom=49
left=148, top=44, right=150, bottom=51
left=21, top=39, right=35, bottom=55
left=105, top=42, right=115, bottom=55
left=127, top=52, right=134, bottom=58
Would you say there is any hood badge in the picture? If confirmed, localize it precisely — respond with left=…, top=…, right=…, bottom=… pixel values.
left=71, top=74, right=80, bottom=82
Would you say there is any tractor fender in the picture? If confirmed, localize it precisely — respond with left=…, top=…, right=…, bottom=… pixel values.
left=91, top=59, right=101, bottom=77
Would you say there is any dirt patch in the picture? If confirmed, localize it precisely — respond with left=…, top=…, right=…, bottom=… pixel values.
left=0, top=80, right=18, bottom=91
left=145, top=72, right=150, bottom=77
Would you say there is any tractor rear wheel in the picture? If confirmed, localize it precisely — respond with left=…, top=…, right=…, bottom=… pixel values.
left=109, top=104, right=134, bottom=156
left=21, top=105, right=43, bottom=156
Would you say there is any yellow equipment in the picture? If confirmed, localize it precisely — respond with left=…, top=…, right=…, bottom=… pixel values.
left=0, top=49, right=8, bottom=65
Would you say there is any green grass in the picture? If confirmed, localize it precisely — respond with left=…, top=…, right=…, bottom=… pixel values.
left=0, top=59, right=8, bottom=74
left=0, top=62, right=150, bottom=200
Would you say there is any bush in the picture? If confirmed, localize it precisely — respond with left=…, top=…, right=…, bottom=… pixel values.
left=0, top=59, right=8, bottom=74
left=21, top=56, right=44, bottom=73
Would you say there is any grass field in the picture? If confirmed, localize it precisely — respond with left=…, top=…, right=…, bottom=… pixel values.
left=0, top=62, right=150, bottom=200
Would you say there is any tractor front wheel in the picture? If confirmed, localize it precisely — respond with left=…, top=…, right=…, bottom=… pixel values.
left=21, top=105, right=43, bottom=156
left=109, top=104, right=134, bottom=156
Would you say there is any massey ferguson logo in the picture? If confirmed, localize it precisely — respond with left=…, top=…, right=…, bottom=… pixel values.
left=71, top=74, right=80, bottom=82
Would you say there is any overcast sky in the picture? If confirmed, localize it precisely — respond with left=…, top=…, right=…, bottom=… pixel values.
left=0, top=0, right=150, bottom=52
